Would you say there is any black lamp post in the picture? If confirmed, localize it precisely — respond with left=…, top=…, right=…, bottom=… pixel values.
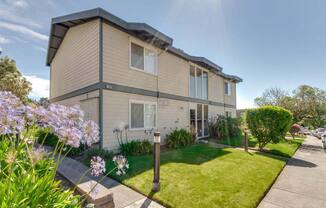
left=244, top=128, right=249, bottom=152
left=153, top=132, right=161, bottom=192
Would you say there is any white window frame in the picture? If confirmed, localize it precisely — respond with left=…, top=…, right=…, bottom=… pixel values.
left=129, top=99, right=158, bottom=131
left=224, top=82, right=232, bottom=96
left=129, top=40, right=158, bottom=76
left=189, top=63, right=209, bottom=100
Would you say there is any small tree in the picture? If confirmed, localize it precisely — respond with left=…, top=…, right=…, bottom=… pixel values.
left=289, top=124, right=301, bottom=139
left=246, top=106, right=293, bottom=150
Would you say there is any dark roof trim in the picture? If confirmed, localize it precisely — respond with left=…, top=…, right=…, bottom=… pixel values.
left=46, top=7, right=242, bottom=83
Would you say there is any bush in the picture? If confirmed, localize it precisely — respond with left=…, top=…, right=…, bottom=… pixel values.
left=84, top=148, right=113, bottom=165
left=246, top=106, right=293, bottom=150
left=165, top=128, right=194, bottom=149
left=209, top=116, right=242, bottom=140
left=227, top=117, right=242, bottom=137
left=120, top=139, right=153, bottom=156
left=0, top=136, right=81, bottom=207
left=36, top=128, right=85, bottom=157
left=289, top=124, right=301, bottom=139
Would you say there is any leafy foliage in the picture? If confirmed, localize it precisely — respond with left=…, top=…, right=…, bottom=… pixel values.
left=0, top=57, right=31, bottom=102
left=165, top=128, right=194, bottom=149
left=120, top=140, right=153, bottom=156
left=246, top=106, right=293, bottom=150
left=289, top=124, right=301, bottom=139
left=209, top=116, right=242, bottom=140
left=255, top=85, right=326, bottom=128
left=0, top=136, right=81, bottom=207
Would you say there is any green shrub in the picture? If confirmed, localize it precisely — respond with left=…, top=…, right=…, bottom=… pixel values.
left=246, top=106, right=293, bottom=150
left=120, top=139, right=153, bottom=156
left=0, top=136, right=81, bottom=207
left=209, top=116, right=242, bottom=139
left=36, top=128, right=84, bottom=157
left=165, top=128, right=194, bottom=149
left=227, top=117, right=242, bottom=137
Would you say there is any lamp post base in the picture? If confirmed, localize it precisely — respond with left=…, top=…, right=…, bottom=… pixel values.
left=152, top=182, right=160, bottom=192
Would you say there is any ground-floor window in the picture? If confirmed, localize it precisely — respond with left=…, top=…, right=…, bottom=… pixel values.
left=129, top=100, right=157, bottom=130
left=190, top=104, right=208, bottom=138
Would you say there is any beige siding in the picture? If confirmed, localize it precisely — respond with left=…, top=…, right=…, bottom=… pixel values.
left=208, top=74, right=224, bottom=103
left=157, top=98, right=189, bottom=139
left=224, top=82, right=237, bottom=106
left=103, top=24, right=158, bottom=91
left=158, top=52, right=189, bottom=96
left=52, top=91, right=100, bottom=123
left=208, top=105, right=225, bottom=119
left=51, top=20, right=99, bottom=98
left=102, top=90, right=190, bottom=150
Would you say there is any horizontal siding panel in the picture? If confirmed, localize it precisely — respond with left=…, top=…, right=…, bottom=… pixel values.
left=51, top=20, right=99, bottom=98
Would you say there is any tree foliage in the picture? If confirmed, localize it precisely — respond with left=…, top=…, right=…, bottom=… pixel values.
left=255, top=85, right=326, bottom=128
left=0, top=56, right=31, bottom=102
left=246, top=106, right=293, bottom=150
left=289, top=124, right=301, bottom=139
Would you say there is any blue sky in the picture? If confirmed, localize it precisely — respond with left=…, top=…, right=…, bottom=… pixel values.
left=0, top=0, right=325, bottom=108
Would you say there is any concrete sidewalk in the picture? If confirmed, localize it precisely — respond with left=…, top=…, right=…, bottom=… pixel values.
left=258, top=136, right=326, bottom=208
left=57, top=156, right=164, bottom=208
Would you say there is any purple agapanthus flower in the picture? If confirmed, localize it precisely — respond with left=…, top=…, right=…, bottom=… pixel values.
left=90, top=156, right=106, bottom=177
left=0, top=91, right=25, bottom=135
left=81, top=120, right=100, bottom=147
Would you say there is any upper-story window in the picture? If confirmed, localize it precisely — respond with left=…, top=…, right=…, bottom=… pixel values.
left=189, top=65, right=208, bottom=100
left=224, top=82, right=232, bottom=96
left=130, top=42, right=157, bottom=75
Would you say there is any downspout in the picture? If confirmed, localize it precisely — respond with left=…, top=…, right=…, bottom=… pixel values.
left=99, top=18, right=104, bottom=149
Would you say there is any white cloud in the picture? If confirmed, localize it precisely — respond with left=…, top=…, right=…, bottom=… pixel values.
left=24, top=75, right=49, bottom=98
left=0, top=10, right=42, bottom=29
left=0, top=36, right=10, bottom=44
left=33, top=45, right=47, bottom=53
left=5, top=0, right=29, bottom=8
left=0, top=21, right=48, bottom=41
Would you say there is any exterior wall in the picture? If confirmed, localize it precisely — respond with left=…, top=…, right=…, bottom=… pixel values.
left=103, top=24, right=158, bottom=91
left=52, top=90, right=99, bottom=124
left=158, top=52, right=189, bottom=97
left=102, top=90, right=189, bottom=150
left=50, top=20, right=100, bottom=98
left=224, top=81, right=237, bottom=106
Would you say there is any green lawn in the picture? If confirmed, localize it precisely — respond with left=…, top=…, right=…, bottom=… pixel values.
left=215, top=135, right=303, bottom=158
left=105, top=145, right=286, bottom=208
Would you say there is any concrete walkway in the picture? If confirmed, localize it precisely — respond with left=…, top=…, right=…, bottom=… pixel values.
left=258, top=136, right=326, bottom=208
left=57, top=156, right=164, bottom=208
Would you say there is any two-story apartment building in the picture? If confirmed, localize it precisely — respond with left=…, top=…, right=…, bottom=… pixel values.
left=46, top=8, right=242, bottom=150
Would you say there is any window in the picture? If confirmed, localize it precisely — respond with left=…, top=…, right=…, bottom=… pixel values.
left=130, top=100, right=156, bottom=129
left=225, top=111, right=232, bottom=118
left=196, top=68, right=202, bottom=99
left=130, top=42, right=157, bottom=75
left=190, top=66, right=196, bottom=97
left=189, top=65, right=208, bottom=100
left=203, top=72, right=208, bottom=99
left=224, top=82, right=231, bottom=96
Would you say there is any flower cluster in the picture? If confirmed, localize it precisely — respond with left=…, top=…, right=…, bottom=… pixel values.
left=0, top=91, right=100, bottom=148
left=113, top=155, right=129, bottom=176
left=0, top=91, right=25, bottom=135
left=81, top=120, right=100, bottom=147
left=90, top=156, right=106, bottom=177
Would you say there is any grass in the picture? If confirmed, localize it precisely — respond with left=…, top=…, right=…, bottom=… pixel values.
left=103, top=145, right=287, bottom=208
left=215, top=135, right=303, bottom=158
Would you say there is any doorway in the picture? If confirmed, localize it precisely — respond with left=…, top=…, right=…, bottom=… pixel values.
left=190, top=103, right=208, bottom=138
